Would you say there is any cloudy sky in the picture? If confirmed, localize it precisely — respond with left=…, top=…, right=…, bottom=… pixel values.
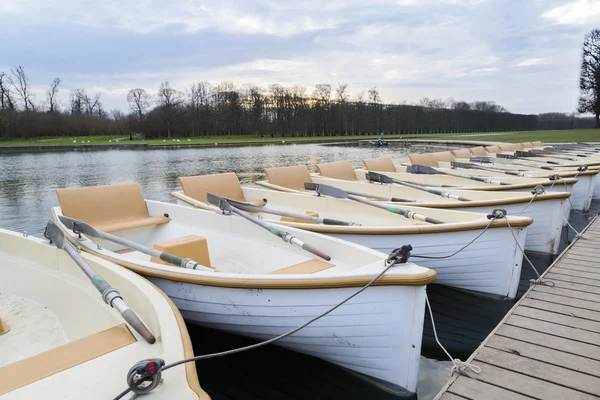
left=1, top=0, right=599, bottom=115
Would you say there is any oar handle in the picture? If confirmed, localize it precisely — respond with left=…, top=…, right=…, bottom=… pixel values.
left=322, top=218, right=352, bottom=226
left=390, top=197, right=417, bottom=202
left=159, top=252, right=187, bottom=267
left=300, top=242, right=332, bottom=261
left=121, top=308, right=157, bottom=344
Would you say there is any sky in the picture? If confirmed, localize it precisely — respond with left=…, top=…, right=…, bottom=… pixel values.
left=1, top=0, right=599, bottom=115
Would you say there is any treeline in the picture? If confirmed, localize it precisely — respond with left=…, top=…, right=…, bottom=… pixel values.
left=0, top=66, right=594, bottom=140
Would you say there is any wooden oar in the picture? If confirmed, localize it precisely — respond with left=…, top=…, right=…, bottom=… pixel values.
left=206, top=193, right=331, bottom=261
left=304, top=182, right=445, bottom=224
left=223, top=197, right=359, bottom=226
left=515, top=150, right=579, bottom=162
left=530, top=149, right=590, bottom=158
left=454, top=161, right=535, bottom=177
left=406, top=164, right=511, bottom=186
left=57, top=215, right=211, bottom=271
left=44, top=220, right=156, bottom=344
left=504, top=152, right=561, bottom=165
left=365, top=171, right=472, bottom=202
left=469, top=156, right=558, bottom=170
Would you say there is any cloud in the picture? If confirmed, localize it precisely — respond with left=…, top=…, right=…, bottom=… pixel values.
left=0, top=0, right=594, bottom=114
left=542, top=0, right=600, bottom=26
left=514, top=58, right=545, bottom=67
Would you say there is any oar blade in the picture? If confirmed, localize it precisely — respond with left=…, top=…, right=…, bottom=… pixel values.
left=206, top=192, right=234, bottom=212
left=44, top=220, right=67, bottom=250
left=405, top=164, right=439, bottom=175
left=304, top=182, right=349, bottom=199
left=365, top=171, right=395, bottom=184
left=58, top=215, right=103, bottom=238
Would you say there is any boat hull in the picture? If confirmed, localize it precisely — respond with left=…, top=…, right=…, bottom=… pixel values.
left=148, top=278, right=427, bottom=394
left=327, top=226, right=527, bottom=299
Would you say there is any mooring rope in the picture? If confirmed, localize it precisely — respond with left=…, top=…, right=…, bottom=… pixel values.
left=505, top=218, right=555, bottom=288
left=425, top=293, right=481, bottom=376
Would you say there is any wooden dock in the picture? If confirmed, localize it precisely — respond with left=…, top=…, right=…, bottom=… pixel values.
left=434, top=215, right=600, bottom=400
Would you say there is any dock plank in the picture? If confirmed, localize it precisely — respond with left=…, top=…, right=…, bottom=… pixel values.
left=474, top=347, right=600, bottom=395
left=434, top=214, right=600, bottom=400
left=495, top=324, right=600, bottom=361
left=512, top=306, right=600, bottom=333
left=447, top=375, right=532, bottom=400
left=485, top=335, right=600, bottom=376
left=519, top=298, right=600, bottom=321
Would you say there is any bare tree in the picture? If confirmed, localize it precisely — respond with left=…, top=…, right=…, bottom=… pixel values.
left=127, top=88, right=150, bottom=122
left=336, top=82, right=349, bottom=104
left=368, top=87, right=381, bottom=104
left=578, top=29, right=600, bottom=128
left=47, top=78, right=61, bottom=113
left=70, top=89, right=85, bottom=114
left=8, top=66, right=34, bottom=111
left=156, top=81, right=183, bottom=138
left=83, top=92, right=102, bottom=116
left=0, top=72, right=15, bottom=111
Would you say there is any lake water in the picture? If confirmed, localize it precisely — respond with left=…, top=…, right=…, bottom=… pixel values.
left=0, top=141, right=595, bottom=400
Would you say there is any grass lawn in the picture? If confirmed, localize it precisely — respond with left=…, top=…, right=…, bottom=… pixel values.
left=0, top=129, right=598, bottom=147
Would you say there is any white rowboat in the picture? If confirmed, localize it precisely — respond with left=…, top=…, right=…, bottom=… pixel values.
left=51, top=183, right=436, bottom=394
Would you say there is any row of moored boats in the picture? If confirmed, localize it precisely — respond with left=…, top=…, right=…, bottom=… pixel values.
left=1, top=140, right=599, bottom=398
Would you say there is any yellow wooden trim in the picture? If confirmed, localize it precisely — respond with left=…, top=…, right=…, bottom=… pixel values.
left=144, top=280, right=211, bottom=400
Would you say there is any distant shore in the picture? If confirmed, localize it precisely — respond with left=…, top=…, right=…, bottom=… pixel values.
left=0, top=129, right=596, bottom=152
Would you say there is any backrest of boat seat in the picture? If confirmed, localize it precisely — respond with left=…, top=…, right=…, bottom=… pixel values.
left=485, top=145, right=501, bottom=153
left=408, top=153, right=438, bottom=166
left=179, top=173, right=246, bottom=204
left=56, top=183, right=164, bottom=231
left=532, top=141, right=544, bottom=147
left=362, top=157, right=397, bottom=172
left=522, top=142, right=535, bottom=148
left=432, top=151, right=455, bottom=163
left=499, top=143, right=524, bottom=151
left=316, top=161, right=357, bottom=181
left=264, top=165, right=313, bottom=190
left=452, top=148, right=472, bottom=158
left=470, top=146, right=487, bottom=156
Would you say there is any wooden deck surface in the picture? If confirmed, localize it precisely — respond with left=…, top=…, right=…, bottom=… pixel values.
left=434, top=215, right=600, bottom=400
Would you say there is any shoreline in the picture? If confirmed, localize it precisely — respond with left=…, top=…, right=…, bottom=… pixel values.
left=0, top=137, right=503, bottom=153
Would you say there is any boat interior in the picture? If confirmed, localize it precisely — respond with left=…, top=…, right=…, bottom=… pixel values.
left=53, top=184, right=415, bottom=279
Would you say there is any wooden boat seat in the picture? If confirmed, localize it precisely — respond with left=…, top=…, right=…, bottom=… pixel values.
left=485, top=145, right=501, bottom=153
left=179, top=173, right=266, bottom=206
left=152, top=235, right=212, bottom=268
left=0, top=324, right=135, bottom=396
left=470, top=146, right=488, bottom=156
left=362, top=157, right=397, bottom=172
left=269, top=259, right=335, bottom=274
left=408, top=153, right=437, bottom=166
left=532, top=141, right=544, bottom=147
left=451, top=148, right=472, bottom=158
left=499, top=143, right=524, bottom=151
left=56, top=183, right=170, bottom=233
left=522, top=142, right=535, bottom=148
left=264, top=165, right=313, bottom=191
left=316, top=161, right=357, bottom=181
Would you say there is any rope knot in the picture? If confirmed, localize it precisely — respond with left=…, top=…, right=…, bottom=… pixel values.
left=450, top=359, right=481, bottom=375
left=487, top=208, right=507, bottom=220
left=531, top=185, right=545, bottom=195
left=548, top=174, right=560, bottom=181
left=529, top=278, right=555, bottom=287
left=578, top=165, right=588, bottom=172
left=386, top=245, right=412, bottom=266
